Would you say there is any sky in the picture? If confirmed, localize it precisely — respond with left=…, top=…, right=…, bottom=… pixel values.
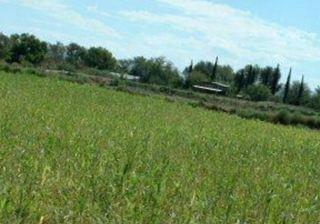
left=1, top=0, right=320, bottom=88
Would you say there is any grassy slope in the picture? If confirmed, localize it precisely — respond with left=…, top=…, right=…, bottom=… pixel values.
left=0, top=72, right=320, bottom=223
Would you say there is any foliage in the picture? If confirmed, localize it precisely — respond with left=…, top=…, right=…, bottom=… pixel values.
left=85, top=47, right=117, bottom=70
left=309, top=86, right=320, bottom=110
left=1, top=32, right=320, bottom=109
left=46, top=42, right=66, bottom=65
left=66, top=43, right=87, bottom=68
left=185, top=70, right=209, bottom=88
left=234, top=69, right=246, bottom=92
left=245, top=84, right=271, bottom=102
left=211, top=56, right=218, bottom=81
left=187, top=60, right=234, bottom=84
left=124, top=57, right=183, bottom=88
left=283, top=68, right=292, bottom=103
left=7, top=33, right=47, bottom=65
left=297, top=76, right=305, bottom=105
left=287, top=80, right=311, bottom=106
left=271, top=64, right=281, bottom=95
left=260, top=66, right=273, bottom=87
left=0, top=33, right=10, bottom=60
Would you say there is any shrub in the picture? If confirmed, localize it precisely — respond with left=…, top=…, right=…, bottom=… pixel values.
left=245, top=84, right=271, bottom=102
left=271, top=110, right=292, bottom=125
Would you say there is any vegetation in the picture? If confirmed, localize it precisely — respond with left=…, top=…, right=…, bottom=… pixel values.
left=1, top=63, right=320, bottom=131
left=245, top=84, right=271, bottom=102
left=1, top=71, right=320, bottom=223
left=120, top=57, right=183, bottom=88
left=283, top=68, right=292, bottom=103
left=2, top=31, right=320, bottom=127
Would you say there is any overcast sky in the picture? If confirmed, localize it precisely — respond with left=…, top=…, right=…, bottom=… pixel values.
left=1, top=0, right=320, bottom=88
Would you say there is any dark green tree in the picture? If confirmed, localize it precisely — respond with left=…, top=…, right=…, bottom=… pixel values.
left=0, top=33, right=10, bottom=60
left=188, top=60, right=193, bottom=74
left=243, top=65, right=259, bottom=88
left=85, top=47, right=117, bottom=70
left=128, top=57, right=183, bottom=88
left=217, top=65, right=234, bottom=83
left=271, top=64, right=281, bottom=95
left=188, top=60, right=234, bottom=84
left=297, top=75, right=305, bottom=105
left=260, top=66, right=273, bottom=87
left=234, top=69, right=246, bottom=92
left=8, top=33, right=47, bottom=64
left=211, top=56, right=218, bottom=81
left=309, top=86, right=320, bottom=110
left=245, top=84, right=271, bottom=102
left=287, top=79, right=310, bottom=106
left=66, top=43, right=87, bottom=67
left=193, top=61, right=211, bottom=77
left=246, top=65, right=254, bottom=87
left=283, top=68, right=292, bottom=103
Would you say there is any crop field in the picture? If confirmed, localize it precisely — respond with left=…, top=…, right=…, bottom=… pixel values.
left=1, top=71, right=320, bottom=223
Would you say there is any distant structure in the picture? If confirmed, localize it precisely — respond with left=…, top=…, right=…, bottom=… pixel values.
left=111, top=72, right=140, bottom=81
left=193, top=82, right=230, bottom=95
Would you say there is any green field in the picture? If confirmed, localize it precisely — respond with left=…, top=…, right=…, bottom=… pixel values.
left=1, top=72, right=320, bottom=223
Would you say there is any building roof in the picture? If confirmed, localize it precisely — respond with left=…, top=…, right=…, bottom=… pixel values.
left=111, top=72, right=140, bottom=81
left=193, top=85, right=223, bottom=93
left=211, top=82, right=230, bottom=88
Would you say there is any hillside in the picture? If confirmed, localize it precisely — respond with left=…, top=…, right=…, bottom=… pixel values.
left=1, top=71, right=320, bottom=223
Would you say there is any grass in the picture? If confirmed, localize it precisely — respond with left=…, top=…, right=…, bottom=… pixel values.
left=1, top=71, right=320, bottom=223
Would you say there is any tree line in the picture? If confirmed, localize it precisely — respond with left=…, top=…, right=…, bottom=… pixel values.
left=1, top=32, right=320, bottom=110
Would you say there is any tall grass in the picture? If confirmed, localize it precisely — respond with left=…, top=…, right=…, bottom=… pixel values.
left=1, top=71, right=320, bottom=223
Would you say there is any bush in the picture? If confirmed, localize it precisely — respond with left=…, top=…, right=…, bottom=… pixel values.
left=271, top=110, right=292, bottom=125
left=245, top=84, right=272, bottom=102
left=57, top=62, right=76, bottom=72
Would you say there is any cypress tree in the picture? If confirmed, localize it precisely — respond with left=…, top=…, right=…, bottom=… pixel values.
left=211, top=56, right=218, bottom=81
left=283, top=68, right=292, bottom=103
left=297, top=75, right=305, bottom=105
left=260, top=66, right=273, bottom=88
left=245, top=65, right=258, bottom=88
left=188, top=60, right=193, bottom=74
left=235, top=69, right=245, bottom=92
left=271, top=64, right=281, bottom=95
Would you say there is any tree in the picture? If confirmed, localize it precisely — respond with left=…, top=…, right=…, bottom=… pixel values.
left=234, top=69, right=246, bottom=92
left=185, top=70, right=208, bottom=88
left=66, top=43, right=87, bottom=67
left=240, top=65, right=259, bottom=88
left=128, top=57, right=183, bottom=88
left=283, top=68, right=292, bottom=103
left=85, top=47, right=117, bottom=70
left=245, top=84, right=271, bottom=102
left=211, top=56, right=218, bottom=81
left=128, top=56, right=148, bottom=78
left=188, top=60, right=234, bottom=84
left=271, top=64, right=281, bottom=95
left=260, top=66, right=273, bottom=87
left=47, top=42, right=66, bottom=64
left=287, top=79, right=311, bottom=106
left=309, top=86, right=320, bottom=110
left=297, top=76, right=305, bottom=105
left=193, top=61, right=211, bottom=77
left=0, top=33, right=10, bottom=60
left=217, top=65, right=234, bottom=83
left=188, top=60, right=193, bottom=74
left=245, top=65, right=256, bottom=87
left=8, top=33, right=47, bottom=65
